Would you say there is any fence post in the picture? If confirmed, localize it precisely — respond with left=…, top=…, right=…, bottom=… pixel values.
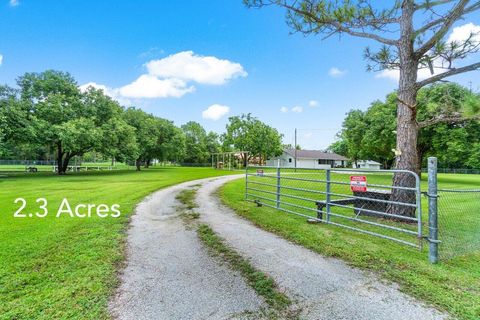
left=428, top=157, right=439, bottom=264
left=245, top=162, right=249, bottom=201
left=326, top=169, right=331, bottom=222
left=276, top=167, right=281, bottom=209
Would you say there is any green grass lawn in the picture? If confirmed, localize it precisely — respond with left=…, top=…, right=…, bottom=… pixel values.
left=0, top=167, right=234, bottom=320
left=221, top=172, right=480, bottom=320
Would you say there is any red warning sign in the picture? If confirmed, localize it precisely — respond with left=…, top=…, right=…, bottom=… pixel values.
left=350, top=176, right=367, bottom=192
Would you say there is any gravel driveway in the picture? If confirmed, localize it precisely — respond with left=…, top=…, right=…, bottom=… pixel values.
left=110, top=175, right=447, bottom=320
left=109, top=178, right=264, bottom=320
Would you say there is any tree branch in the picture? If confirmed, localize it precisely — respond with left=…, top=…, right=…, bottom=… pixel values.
left=414, top=0, right=456, bottom=11
left=415, top=1, right=480, bottom=39
left=416, top=61, right=480, bottom=88
left=415, top=0, right=470, bottom=57
left=418, top=114, right=480, bottom=128
left=279, top=2, right=399, bottom=46
left=464, top=1, right=480, bottom=14
left=414, top=16, right=446, bottom=36
left=332, top=22, right=399, bottom=45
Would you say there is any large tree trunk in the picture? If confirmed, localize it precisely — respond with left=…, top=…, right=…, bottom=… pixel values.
left=56, top=143, right=65, bottom=175
left=136, top=159, right=142, bottom=171
left=56, top=144, right=74, bottom=175
left=389, top=1, right=419, bottom=218
left=62, top=152, right=74, bottom=174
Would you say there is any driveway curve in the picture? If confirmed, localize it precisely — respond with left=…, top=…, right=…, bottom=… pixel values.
left=110, top=174, right=447, bottom=320
left=109, top=178, right=265, bottom=320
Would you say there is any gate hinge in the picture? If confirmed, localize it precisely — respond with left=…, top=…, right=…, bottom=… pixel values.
left=423, top=236, right=441, bottom=244
left=422, top=192, right=440, bottom=198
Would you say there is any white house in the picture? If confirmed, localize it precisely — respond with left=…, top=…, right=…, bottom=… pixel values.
left=355, top=160, right=381, bottom=170
left=266, top=149, right=348, bottom=169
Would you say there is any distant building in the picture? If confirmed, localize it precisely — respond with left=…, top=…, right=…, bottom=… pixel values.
left=266, top=149, right=348, bottom=169
left=355, top=160, right=381, bottom=170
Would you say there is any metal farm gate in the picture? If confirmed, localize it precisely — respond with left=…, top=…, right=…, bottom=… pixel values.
left=245, top=166, right=424, bottom=248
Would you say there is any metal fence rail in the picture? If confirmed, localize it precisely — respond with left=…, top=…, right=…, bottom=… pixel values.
left=421, top=168, right=480, bottom=175
left=0, top=159, right=57, bottom=165
left=245, top=166, right=423, bottom=248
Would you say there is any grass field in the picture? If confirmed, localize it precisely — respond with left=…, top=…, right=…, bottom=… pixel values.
left=221, top=172, right=480, bottom=320
left=0, top=167, right=235, bottom=320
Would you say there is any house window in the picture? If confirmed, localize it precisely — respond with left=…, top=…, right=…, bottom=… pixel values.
left=318, top=159, right=333, bottom=165
left=289, top=158, right=292, bottom=163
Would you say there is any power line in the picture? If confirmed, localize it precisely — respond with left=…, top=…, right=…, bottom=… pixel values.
left=295, top=128, right=340, bottom=131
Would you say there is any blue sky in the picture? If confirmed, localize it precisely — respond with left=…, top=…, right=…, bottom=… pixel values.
left=1, top=0, right=479, bottom=149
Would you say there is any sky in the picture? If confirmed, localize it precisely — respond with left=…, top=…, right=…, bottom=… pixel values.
left=1, top=0, right=479, bottom=150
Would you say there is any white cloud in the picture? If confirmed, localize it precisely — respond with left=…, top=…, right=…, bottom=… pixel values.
left=375, top=69, right=400, bottom=81
left=447, top=23, right=480, bottom=44
left=80, top=82, right=116, bottom=96
left=79, top=51, right=246, bottom=102
left=291, top=106, right=303, bottom=113
left=80, top=76, right=194, bottom=102
left=328, top=67, right=347, bottom=78
left=0, top=54, right=3, bottom=66
left=308, top=100, right=318, bottom=107
left=376, top=23, right=480, bottom=83
left=79, top=82, right=132, bottom=106
left=202, top=104, right=230, bottom=121
left=281, top=105, right=305, bottom=113
left=303, top=132, right=313, bottom=139
left=146, top=51, right=247, bottom=85
left=9, top=0, right=19, bottom=7
left=119, top=75, right=194, bottom=98
left=375, top=68, right=446, bottom=82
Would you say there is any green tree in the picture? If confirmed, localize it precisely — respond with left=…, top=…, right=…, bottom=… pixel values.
left=332, top=83, right=480, bottom=170
left=181, top=121, right=210, bottom=164
left=361, top=96, right=397, bottom=169
left=124, top=108, right=160, bottom=170
left=0, top=85, right=37, bottom=158
left=159, top=126, right=186, bottom=163
left=81, top=86, right=140, bottom=166
left=144, top=117, right=178, bottom=167
left=205, top=131, right=222, bottom=155
left=17, top=70, right=95, bottom=174
left=100, top=117, right=139, bottom=165
left=417, top=83, right=480, bottom=168
left=337, top=109, right=367, bottom=167
left=327, top=140, right=348, bottom=156
left=283, top=143, right=301, bottom=150
left=15, top=71, right=139, bottom=174
left=466, top=143, right=480, bottom=168
left=223, top=114, right=283, bottom=164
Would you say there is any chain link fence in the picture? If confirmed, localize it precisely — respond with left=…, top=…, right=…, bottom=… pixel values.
left=437, top=188, right=480, bottom=259
left=0, top=159, right=129, bottom=172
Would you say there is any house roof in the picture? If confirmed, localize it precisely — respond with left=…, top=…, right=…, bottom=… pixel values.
left=284, top=149, right=348, bottom=161
left=358, top=160, right=381, bottom=165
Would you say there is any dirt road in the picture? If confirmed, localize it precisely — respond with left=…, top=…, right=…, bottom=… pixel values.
left=110, top=175, right=447, bottom=320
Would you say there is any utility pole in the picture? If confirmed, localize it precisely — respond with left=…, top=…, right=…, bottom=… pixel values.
left=294, top=128, right=297, bottom=170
